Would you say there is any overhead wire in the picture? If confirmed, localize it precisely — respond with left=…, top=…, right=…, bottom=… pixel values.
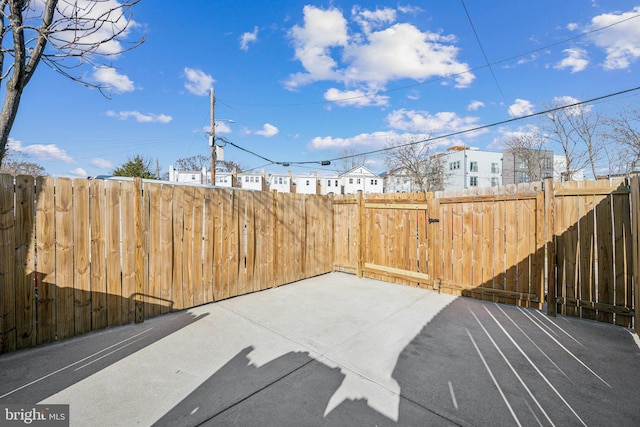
left=460, top=0, right=516, bottom=117
left=218, top=85, right=640, bottom=167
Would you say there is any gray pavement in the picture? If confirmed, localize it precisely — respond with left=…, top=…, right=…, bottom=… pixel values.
left=1, top=272, right=640, bottom=426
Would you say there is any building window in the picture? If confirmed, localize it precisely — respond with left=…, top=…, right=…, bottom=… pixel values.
left=518, top=172, right=530, bottom=183
left=335, top=180, right=339, bottom=187
left=349, top=178, right=353, bottom=184
left=491, top=177, right=499, bottom=186
left=327, top=180, right=331, bottom=187
left=470, top=176, right=478, bottom=187
left=306, top=180, right=310, bottom=186
left=191, top=175, right=196, bottom=180
left=519, top=159, right=528, bottom=169
left=469, top=161, right=478, bottom=172
left=357, top=178, right=361, bottom=184
left=371, top=179, right=377, bottom=185
left=491, top=163, right=500, bottom=174
left=543, top=158, right=553, bottom=169
left=449, top=161, right=461, bottom=170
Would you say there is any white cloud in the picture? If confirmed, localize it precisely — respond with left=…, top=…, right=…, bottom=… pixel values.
left=583, top=6, right=640, bottom=70
left=93, top=67, right=135, bottom=93
left=107, top=110, right=172, bottom=123
left=554, top=48, right=589, bottom=73
left=91, top=158, right=114, bottom=169
left=286, top=5, right=473, bottom=93
left=550, top=95, right=591, bottom=115
left=248, top=123, right=279, bottom=137
left=183, top=67, right=214, bottom=96
left=52, top=0, right=138, bottom=56
left=386, top=109, right=484, bottom=138
left=70, top=167, right=88, bottom=176
left=567, top=23, right=579, bottom=31
left=352, top=6, right=397, bottom=34
left=324, top=88, right=389, bottom=107
left=8, top=138, right=73, bottom=163
left=508, top=99, right=535, bottom=117
left=487, top=125, right=541, bottom=151
left=467, top=100, right=485, bottom=111
left=308, top=131, right=399, bottom=150
left=240, top=26, right=259, bottom=51
left=287, top=6, right=349, bottom=89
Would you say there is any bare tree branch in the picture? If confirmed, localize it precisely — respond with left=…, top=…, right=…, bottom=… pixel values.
left=0, top=0, right=143, bottom=166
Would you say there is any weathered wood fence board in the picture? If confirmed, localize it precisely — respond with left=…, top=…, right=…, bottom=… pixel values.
left=0, top=176, right=333, bottom=353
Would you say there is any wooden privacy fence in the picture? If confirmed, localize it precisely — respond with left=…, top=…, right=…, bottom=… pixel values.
left=333, top=178, right=639, bottom=333
left=0, top=175, right=333, bottom=353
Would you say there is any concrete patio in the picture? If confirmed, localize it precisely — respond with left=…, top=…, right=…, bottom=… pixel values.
left=1, top=272, right=639, bottom=426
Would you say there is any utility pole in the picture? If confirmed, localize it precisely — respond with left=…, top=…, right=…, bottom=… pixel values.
left=210, top=87, right=216, bottom=186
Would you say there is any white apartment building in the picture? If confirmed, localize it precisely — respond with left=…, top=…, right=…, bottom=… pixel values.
left=269, top=172, right=293, bottom=193
left=295, top=174, right=320, bottom=194
left=340, top=166, right=384, bottom=194
left=554, top=155, right=585, bottom=182
left=168, top=165, right=208, bottom=184
left=383, top=167, right=421, bottom=193
left=441, top=146, right=502, bottom=190
left=240, top=172, right=267, bottom=191
left=320, top=176, right=341, bottom=195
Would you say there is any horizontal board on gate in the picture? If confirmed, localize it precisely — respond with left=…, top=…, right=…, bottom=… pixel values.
left=364, top=202, right=429, bottom=210
left=363, top=263, right=430, bottom=283
left=557, top=297, right=635, bottom=316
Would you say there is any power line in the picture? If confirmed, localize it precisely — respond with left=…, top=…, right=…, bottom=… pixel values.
left=221, top=85, right=640, bottom=166
left=461, top=0, right=515, bottom=117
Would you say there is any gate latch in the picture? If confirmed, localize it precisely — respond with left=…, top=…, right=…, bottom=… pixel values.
left=428, top=218, right=440, bottom=224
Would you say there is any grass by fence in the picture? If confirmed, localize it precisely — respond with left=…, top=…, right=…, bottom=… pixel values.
left=0, top=176, right=333, bottom=353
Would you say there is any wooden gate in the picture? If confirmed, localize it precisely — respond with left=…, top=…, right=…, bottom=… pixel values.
left=333, top=184, right=547, bottom=309
left=431, top=184, right=545, bottom=308
left=549, top=179, right=634, bottom=326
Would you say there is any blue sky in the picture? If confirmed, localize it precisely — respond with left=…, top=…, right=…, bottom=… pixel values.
left=6, top=0, right=640, bottom=178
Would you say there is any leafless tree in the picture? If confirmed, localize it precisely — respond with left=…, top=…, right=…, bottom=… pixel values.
left=0, top=150, right=46, bottom=176
left=566, top=105, right=605, bottom=179
left=385, top=137, right=446, bottom=193
left=607, top=105, right=640, bottom=172
left=336, top=148, right=368, bottom=174
left=503, top=131, right=549, bottom=182
left=0, top=0, right=143, bottom=166
left=544, top=101, right=592, bottom=181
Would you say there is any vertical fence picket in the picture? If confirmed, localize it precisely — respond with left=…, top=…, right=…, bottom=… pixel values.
left=0, top=174, right=16, bottom=352
left=73, top=179, right=91, bottom=334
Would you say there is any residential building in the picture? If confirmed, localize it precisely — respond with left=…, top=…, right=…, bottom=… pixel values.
left=295, top=173, right=320, bottom=194
left=440, top=146, right=503, bottom=190
left=553, top=155, right=585, bottom=182
left=502, top=149, right=555, bottom=184
left=340, top=165, right=383, bottom=194
left=269, top=171, right=294, bottom=193
left=382, top=167, right=418, bottom=193
left=239, top=172, right=268, bottom=191
left=168, top=165, right=208, bottom=184
left=320, top=176, right=342, bottom=195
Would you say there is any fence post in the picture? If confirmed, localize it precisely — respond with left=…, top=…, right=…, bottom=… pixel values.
left=134, top=178, right=144, bottom=323
left=630, top=175, right=640, bottom=335
left=357, top=191, right=364, bottom=278
left=544, top=178, right=557, bottom=317
left=272, top=190, right=279, bottom=288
